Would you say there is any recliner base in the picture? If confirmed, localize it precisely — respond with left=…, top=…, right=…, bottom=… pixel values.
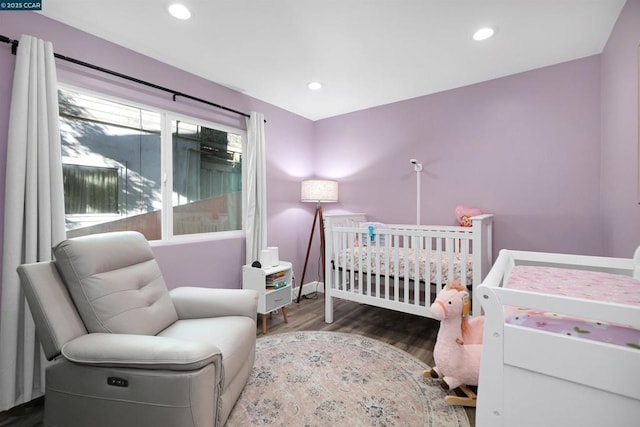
left=44, top=359, right=217, bottom=427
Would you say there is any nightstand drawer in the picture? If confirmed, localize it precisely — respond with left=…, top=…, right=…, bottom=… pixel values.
left=264, top=286, right=291, bottom=312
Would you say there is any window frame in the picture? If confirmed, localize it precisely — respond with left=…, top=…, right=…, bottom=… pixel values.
left=59, top=83, right=246, bottom=243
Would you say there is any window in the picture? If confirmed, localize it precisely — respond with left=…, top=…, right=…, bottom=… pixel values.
left=63, top=164, right=119, bottom=214
left=59, top=87, right=244, bottom=240
left=170, top=119, right=243, bottom=236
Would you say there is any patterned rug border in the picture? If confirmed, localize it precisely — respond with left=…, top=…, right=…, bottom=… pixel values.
left=227, top=330, right=470, bottom=427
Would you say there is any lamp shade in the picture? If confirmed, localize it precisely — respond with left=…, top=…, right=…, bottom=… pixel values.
left=301, top=179, right=338, bottom=203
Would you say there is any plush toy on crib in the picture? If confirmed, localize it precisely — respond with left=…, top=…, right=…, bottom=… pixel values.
left=455, top=205, right=482, bottom=227
left=423, top=281, right=484, bottom=407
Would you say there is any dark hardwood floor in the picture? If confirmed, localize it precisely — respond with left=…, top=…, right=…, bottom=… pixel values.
left=0, top=293, right=475, bottom=426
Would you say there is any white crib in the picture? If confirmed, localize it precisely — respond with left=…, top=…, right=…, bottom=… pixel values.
left=476, top=247, right=640, bottom=427
left=323, top=213, right=494, bottom=323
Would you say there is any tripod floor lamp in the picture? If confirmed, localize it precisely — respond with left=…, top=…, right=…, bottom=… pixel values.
left=297, top=179, right=338, bottom=303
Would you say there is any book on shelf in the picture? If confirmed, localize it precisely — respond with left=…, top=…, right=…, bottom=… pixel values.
left=266, top=271, right=286, bottom=284
left=266, top=271, right=286, bottom=280
left=266, top=281, right=287, bottom=290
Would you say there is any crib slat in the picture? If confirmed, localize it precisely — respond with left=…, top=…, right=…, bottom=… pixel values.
left=447, top=238, right=455, bottom=283
left=460, top=238, right=469, bottom=288
left=346, top=232, right=351, bottom=291
left=348, top=232, right=354, bottom=291
left=393, top=234, right=400, bottom=301
left=426, top=236, right=434, bottom=304
left=374, top=235, right=381, bottom=298
left=360, top=232, right=366, bottom=295
left=403, top=240, right=409, bottom=303
left=348, top=232, right=355, bottom=293
left=413, top=235, right=420, bottom=306
left=337, top=231, right=344, bottom=291
left=384, top=234, right=390, bottom=300
left=436, top=238, right=443, bottom=287
left=365, top=230, right=371, bottom=297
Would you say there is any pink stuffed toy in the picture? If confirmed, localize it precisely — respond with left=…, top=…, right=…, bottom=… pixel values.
left=426, top=282, right=484, bottom=393
left=455, top=205, right=482, bottom=227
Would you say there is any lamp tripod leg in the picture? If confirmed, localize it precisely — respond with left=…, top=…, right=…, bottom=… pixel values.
left=297, top=206, right=320, bottom=303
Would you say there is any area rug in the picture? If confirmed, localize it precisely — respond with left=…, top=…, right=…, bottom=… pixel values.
left=226, top=331, right=470, bottom=426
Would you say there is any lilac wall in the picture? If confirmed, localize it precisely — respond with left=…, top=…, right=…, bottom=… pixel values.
left=0, top=12, right=315, bottom=292
left=600, top=0, right=640, bottom=257
left=315, top=56, right=603, bottom=257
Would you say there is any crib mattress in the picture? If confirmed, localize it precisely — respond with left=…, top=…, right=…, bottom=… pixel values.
left=505, top=266, right=640, bottom=350
left=334, top=247, right=474, bottom=284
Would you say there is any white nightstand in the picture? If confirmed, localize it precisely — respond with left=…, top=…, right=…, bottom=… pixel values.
left=242, top=261, right=292, bottom=334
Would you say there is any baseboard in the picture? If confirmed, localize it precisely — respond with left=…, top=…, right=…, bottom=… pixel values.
left=291, top=281, right=324, bottom=300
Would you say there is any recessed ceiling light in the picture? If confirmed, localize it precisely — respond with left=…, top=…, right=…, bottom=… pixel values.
left=307, top=82, right=322, bottom=91
left=473, top=27, right=495, bottom=41
left=168, top=4, right=191, bottom=20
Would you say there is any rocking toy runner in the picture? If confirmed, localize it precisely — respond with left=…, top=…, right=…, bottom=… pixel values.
left=423, top=282, right=484, bottom=407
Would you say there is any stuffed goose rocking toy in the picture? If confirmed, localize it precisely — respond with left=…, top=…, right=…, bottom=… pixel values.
left=423, top=282, right=484, bottom=407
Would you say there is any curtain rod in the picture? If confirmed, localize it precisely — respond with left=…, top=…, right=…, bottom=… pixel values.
left=0, top=34, right=255, bottom=120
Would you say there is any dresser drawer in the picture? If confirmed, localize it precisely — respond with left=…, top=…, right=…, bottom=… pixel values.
left=264, top=285, right=291, bottom=312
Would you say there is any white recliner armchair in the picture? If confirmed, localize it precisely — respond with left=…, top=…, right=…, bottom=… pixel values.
left=17, top=231, right=258, bottom=427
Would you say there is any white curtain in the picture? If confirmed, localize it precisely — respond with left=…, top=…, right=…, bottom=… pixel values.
left=244, top=112, right=267, bottom=265
left=0, top=35, right=66, bottom=411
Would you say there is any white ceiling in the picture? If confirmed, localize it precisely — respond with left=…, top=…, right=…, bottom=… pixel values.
left=37, top=1, right=626, bottom=121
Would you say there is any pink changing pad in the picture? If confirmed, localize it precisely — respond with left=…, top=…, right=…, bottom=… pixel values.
left=506, top=266, right=640, bottom=306
left=504, top=266, right=640, bottom=350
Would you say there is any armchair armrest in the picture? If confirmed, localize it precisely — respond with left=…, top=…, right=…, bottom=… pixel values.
left=62, top=333, right=221, bottom=371
left=169, top=287, right=258, bottom=320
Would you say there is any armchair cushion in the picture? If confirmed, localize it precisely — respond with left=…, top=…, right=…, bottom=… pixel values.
left=62, top=333, right=221, bottom=371
left=158, top=315, right=256, bottom=423
left=54, top=231, right=178, bottom=335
